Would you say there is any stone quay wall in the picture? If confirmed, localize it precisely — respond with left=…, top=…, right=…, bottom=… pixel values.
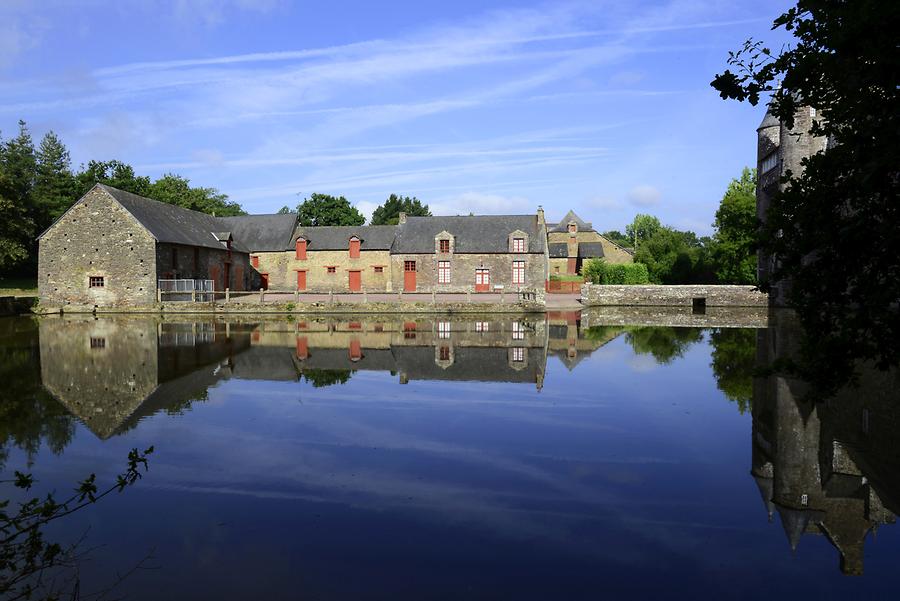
left=581, top=284, right=768, bottom=307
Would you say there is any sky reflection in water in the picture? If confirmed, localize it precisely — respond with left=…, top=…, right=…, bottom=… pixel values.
left=1, top=311, right=898, bottom=600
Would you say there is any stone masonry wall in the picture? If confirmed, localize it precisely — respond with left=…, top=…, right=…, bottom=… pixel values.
left=38, top=187, right=158, bottom=306
left=547, top=231, right=633, bottom=265
left=581, top=284, right=768, bottom=307
left=255, top=250, right=392, bottom=292
left=390, top=253, right=546, bottom=293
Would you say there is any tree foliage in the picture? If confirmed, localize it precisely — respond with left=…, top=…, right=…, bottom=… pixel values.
left=582, top=259, right=649, bottom=285
left=711, top=0, right=900, bottom=392
left=370, top=194, right=431, bottom=225
left=625, top=214, right=662, bottom=248
left=712, top=168, right=757, bottom=285
left=295, top=193, right=365, bottom=227
left=147, top=174, right=244, bottom=217
left=709, top=328, right=756, bottom=413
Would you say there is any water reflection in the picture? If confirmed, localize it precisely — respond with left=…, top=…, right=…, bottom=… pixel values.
left=751, top=310, right=900, bottom=575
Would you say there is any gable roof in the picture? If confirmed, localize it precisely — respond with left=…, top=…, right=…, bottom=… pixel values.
left=392, top=215, right=545, bottom=254
left=578, top=242, right=605, bottom=259
left=98, top=184, right=250, bottom=252
left=548, top=209, right=593, bottom=233
left=548, top=243, right=568, bottom=258
left=293, top=225, right=397, bottom=251
left=219, top=213, right=298, bottom=252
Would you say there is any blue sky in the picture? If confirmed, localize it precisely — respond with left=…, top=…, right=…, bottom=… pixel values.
left=0, top=0, right=791, bottom=233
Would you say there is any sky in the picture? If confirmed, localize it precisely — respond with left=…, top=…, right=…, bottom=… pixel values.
left=0, top=0, right=792, bottom=234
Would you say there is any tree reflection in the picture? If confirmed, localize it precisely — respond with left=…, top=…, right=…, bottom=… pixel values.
left=623, top=327, right=704, bottom=364
left=709, top=328, right=756, bottom=413
left=0, top=319, right=73, bottom=468
left=301, top=369, right=352, bottom=388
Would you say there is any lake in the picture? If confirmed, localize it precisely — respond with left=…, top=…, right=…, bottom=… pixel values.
left=1, top=310, right=898, bottom=600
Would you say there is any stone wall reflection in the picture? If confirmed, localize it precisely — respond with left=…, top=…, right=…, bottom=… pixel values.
left=752, top=309, right=900, bottom=575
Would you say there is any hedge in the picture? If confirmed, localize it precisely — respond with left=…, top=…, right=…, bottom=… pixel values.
left=581, top=259, right=650, bottom=285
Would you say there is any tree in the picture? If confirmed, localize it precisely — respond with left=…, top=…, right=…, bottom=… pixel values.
left=33, top=132, right=76, bottom=224
left=709, top=328, right=756, bottom=414
left=711, top=1, right=900, bottom=393
left=370, top=194, right=431, bottom=225
left=75, top=160, right=151, bottom=198
left=624, top=327, right=704, bottom=364
left=0, top=123, right=37, bottom=273
left=712, top=168, right=757, bottom=284
left=296, top=193, right=364, bottom=227
left=301, top=369, right=352, bottom=388
left=601, top=230, right=631, bottom=248
left=276, top=206, right=293, bottom=215
left=625, top=214, right=662, bottom=249
left=148, top=174, right=245, bottom=216
left=633, top=226, right=700, bottom=284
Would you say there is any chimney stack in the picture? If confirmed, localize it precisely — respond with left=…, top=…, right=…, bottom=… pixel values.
left=398, top=212, right=407, bottom=224
left=536, top=206, right=545, bottom=225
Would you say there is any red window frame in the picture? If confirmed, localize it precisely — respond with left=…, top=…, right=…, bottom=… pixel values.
left=296, top=238, right=307, bottom=260
left=512, top=238, right=525, bottom=253
left=251, top=255, right=260, bottom=268
left=349, top=237, right=360, bottom=259
left=89, top=276, right=104, bottom=288
left=404, top=260, right=416, bottom=272
left=439, top=239, right=450, bottom=253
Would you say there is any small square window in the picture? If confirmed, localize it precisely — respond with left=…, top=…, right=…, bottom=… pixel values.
left=439, top=239, right=450, bottom=253
left=327, top=266, right=337, bottom=274
left=374, top=266, right=384, bottom=273
left=439, top=346, right=451, bottom=361
left=512, top=347, right=525, bottom=362
left=89, top=276, right=104, bottom=288
left=90, top=337, right=106, bottom=349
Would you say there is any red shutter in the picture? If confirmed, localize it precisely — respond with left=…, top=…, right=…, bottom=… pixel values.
left=251, top=255, right=259, bottom=268
left=349, top=238, right=360, bottom=259
left=296, top=239, right=307, bottom=260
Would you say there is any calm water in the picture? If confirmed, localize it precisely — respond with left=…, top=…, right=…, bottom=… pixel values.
left=1, top=311, right=898, bottom=600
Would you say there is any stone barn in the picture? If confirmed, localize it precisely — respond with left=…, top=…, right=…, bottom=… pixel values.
left=546, top=210, right=632, bottom=276
left=37, top=184, right=257, bottom=307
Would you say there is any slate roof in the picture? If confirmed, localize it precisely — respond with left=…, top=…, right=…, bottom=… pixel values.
left=548, top=209, right=594, bottom=233
left=392, top=215, right=545, bottom=254
left=293, top=225, right=397, bottom=251
left=758, top=110, right=780, bottom=130
left=219, top=214, right=298, bottom=252
left=393, top=345, right=540, bottom=383
left=549, top=243, right=568, bottom=258
left=578, top=242, right=605, bottom=258
left=98, top=184, right=250, bottom=252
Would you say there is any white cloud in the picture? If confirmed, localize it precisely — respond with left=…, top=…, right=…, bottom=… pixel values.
left=587, top=196, right=623, bottom=210
left=627, top=184, right=661, bottom=207
left=430, top=192, right=532, bottom=216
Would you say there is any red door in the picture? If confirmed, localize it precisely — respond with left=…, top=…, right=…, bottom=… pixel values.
left=260, top=273, right=269, bottom=290
left=404, top=260, right=416, bottom=291
left=567, top=258, right=577, bottom=274
left=349, top=270, right=361, bottom=292
left=475, top=268, right=490, bottom=292
left=297, top=270, right=306, bottom=291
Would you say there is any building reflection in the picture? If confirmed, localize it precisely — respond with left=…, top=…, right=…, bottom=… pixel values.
left=752, top=310, right=900, bottom=575
left=41, top=314, right=627, bottom=439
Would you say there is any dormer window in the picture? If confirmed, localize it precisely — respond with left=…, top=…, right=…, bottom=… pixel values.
left=296, top=237, right=307, bottom=260
left=512, top=238, right=525, bottom=253
left=439, top=239, right=450, bottom=253
left=349, top=236, right=360, bottom=259
left=568, top=222, right=577, bottom=233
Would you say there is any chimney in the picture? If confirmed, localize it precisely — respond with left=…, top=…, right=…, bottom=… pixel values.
left=536, top=205, right=545, bottom=225
left=398, top=212, right=407, bottom=224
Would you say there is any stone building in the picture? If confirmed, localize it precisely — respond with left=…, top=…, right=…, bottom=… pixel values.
left=546, top=209, right=632, bottom=276
left=38, top=184, right=257, bottom=307
left=756, top=106, right=828, bottom=305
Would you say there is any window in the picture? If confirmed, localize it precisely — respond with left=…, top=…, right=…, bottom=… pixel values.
left=296, top=238, right=307, bottom=260
left=512, top=260, right=525, bottom=285
left=439, top=239, right=450, bottom=253
left=475, top=321, right=489, bottom=333
left=349, top=322, right=362, bottom=330
left=326, top=266, right=336, bottom=274
left=512, top=237, right=525, bottom=253
left=512, top=321, right=525, bottom=340
left=568, top=223, right=577, bottom=233
left=438, top=260, right=451, bottom=284
left=761, top=152, right=778, bottom=174
left=403, top=321, right=417, bottom=339
left=512, top=347, right=525, bottom=362
left=90, top=337, right=106, bottom=349
left=349, top=236, right=360, bottom=259
left=251, top=255, right=259, bottom=268
left=438, top=321, right=451, bottom=339
left=374, top=266, right=384, bottom=273
left=439, top=346, right=451, bottom=361
left=89, top=276, right=104, bottom=288
left=404, top=260, right=416, bottom=272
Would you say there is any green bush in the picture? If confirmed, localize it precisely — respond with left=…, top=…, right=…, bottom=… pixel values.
left=582, top=259, right=650, bottom=285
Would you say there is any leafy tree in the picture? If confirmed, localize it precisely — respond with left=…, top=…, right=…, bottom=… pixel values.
left=33, top=131, right=76, bottom=223
left=75, top=160, right=151, bottom=198
left=633, top=227, right=697, bottom=284
left=712, top=168, right=757, bottom=284
left=624, top=327, right=704, bottom=364
left=601, top=230, right=631, bottom=248
left=148, top=174, right=245, bottom=216
left=0, top=123, right=38, bottom=273
left=711, top=0, right=900, bottom=393
left=625, top=214, right=662, bottom=249
left=276, top=205, right=293, bottom=215
left=709, top=328, right=756, bottom=413
left=301, top=369, right=352, bottom=388
left=296, top=193, right=364, bottom=227
left=370, top=194, right=431, bottom=225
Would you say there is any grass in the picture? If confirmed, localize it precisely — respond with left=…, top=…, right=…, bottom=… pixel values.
left=0, top=277, right=38, bottom=297
left=549, top=274, right=585, bottom=282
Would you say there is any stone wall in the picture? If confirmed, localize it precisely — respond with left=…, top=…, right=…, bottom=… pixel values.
left=390, top=252, right=546, bottom=293
left=581, top=284, right=768, bottom=307
left=38, top=186, right=158, bottom=306
left=254, top=249, right=392, bottom=292
left=156, top=242, right=256, bottom=292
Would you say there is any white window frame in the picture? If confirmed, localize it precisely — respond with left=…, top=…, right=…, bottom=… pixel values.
left=438, top=260, right=451, bottom=284
left=512, top=260, right=526, bottom=285
left=512, top=347, right=525, bottom=362
left=438, top=321, right=451, bottom=339
left=512, top=321, right=525, bottom=340
left=475, top=321, right=489, bottom=333
left=512, top=237, right=526, bottom=253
